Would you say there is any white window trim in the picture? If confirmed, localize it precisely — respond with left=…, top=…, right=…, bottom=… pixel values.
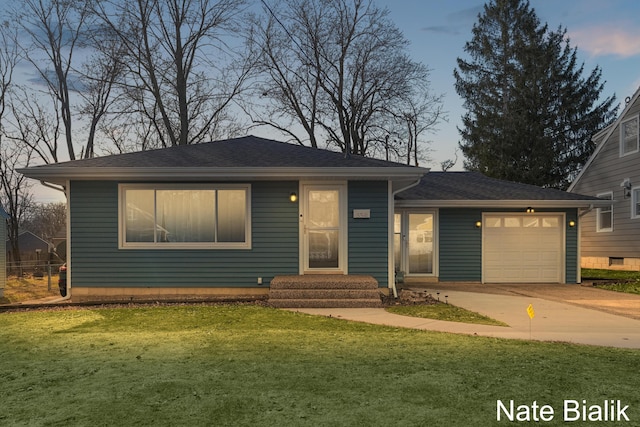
left=596, top=191, right=613, bottom=232
left=619, top=115, right=639, bottom=157
left=118, top=183, right=251, bottom=249
left=632, top=187, right=640, bottom=220
left=299, top=181, right=348, bottom=274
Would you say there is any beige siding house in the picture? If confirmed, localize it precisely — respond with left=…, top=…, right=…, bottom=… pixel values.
left=569, top=87, right=640, bottom=270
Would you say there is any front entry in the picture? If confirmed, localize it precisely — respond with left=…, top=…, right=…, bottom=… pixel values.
left=301, top=184, right=347, bottom=274
left=394, top=211, right=437, bottom=277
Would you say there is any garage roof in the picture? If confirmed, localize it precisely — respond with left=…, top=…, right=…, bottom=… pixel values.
left=395, top=172, right=609, bottom=208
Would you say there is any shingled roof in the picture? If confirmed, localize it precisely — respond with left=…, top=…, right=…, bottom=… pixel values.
left=28, top=136, right=417, bottom=169
left=395, top=172, right=607, bottom=207
left=19, top=135, right=427, bottom=185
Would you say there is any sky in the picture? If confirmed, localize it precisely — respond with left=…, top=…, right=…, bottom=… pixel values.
left=20, top=0, right=640, bottom=202
left=378, top=0, right=640, bottom=170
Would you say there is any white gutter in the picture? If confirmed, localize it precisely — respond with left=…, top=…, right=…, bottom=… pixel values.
left=40, top=180, right=66, bottom=193
left=394, top=199, right=612, bottom=209
left=19, top=166, right=428, bottom=185
left=388, top=176, right=424, bottom=298
left=579, top=204, right=595, bottom=217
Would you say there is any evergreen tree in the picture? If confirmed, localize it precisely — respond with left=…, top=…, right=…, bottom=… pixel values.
left=454, top=0, right=617, bottom=189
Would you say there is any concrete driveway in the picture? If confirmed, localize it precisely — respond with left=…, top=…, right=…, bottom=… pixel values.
left=293, top=284, right=640, bottom=349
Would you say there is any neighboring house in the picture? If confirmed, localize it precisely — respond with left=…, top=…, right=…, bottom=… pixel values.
left=0, top=207, right=8, bottom=297
left=6, top=231, right=52, bottom=263
left=19, top=136, right=605, bottom=302
left=569, top=87, right=640, bottom=271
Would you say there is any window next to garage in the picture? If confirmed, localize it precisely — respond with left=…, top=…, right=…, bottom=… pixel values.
left=620, top=115, right=639, bottom=157
left=596, top=191, right=613, bottom=232
left=119, top=184, right=251, bottom=249
left=632, top=187, right=640, bottom=219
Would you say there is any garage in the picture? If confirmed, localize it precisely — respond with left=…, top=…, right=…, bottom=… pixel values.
left=483, top=213, right=564, bottom=283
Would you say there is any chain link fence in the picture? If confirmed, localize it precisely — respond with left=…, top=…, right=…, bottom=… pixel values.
left=4, top=260, right=66, bottom=296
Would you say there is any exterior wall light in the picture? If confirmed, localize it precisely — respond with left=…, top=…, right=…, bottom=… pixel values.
left=289, top=192, right=298, bottom=203
left=526, top=207, right=535, bottom=213
left=475, top=221, right=482, bottom=228
left=568, top=220, right=576, bottom=227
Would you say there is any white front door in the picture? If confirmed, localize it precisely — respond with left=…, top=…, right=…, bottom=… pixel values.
left=301, top=184, right=347, bottom=273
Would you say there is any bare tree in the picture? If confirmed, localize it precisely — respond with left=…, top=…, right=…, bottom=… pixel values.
left=21, top=202, right=66, bottom=243
left=76, top=36, right=126, bottom=158
left=0, top=19, right=34, bottom=270
left=248, top=0, right=444, bottom=159
left=16, top=0, right=92, bottom=161
left=440, top=149, right=459, bottom=172
left=8, top=87, right=63, bottom=164
left=92, top=0, right=251, bottom=149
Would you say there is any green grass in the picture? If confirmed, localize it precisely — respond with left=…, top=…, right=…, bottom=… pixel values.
left=582, top=269, right=640, bottom=295
left=386, top=303, right=509, bottom=326
left=582, top=268, right=640, bottom=280
left=0, top=275, right=61, bottom=304
left=1, top=304, right=638, bottom=426
left=595, top=281, right=640, bottom=295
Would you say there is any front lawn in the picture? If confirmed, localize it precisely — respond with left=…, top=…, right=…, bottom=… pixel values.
left=582, top=269, right=640, bottom=295
left=386, top=303, right=508, bottom=326
left=1, top=304, right=638, bottom=426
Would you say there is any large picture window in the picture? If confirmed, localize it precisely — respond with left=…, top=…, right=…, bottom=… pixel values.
left=620, top=116, right=639, bottom=156
left=120, top=184, right=251, bottom=249
left=596, top=191, right=613, bottom=232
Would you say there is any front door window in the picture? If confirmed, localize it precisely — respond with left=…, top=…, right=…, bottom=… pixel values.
left=395, top=211, right=436, bottom=276
left=304, top=186, right=344, bottom=271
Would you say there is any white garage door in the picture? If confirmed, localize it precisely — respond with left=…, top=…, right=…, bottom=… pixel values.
left=483, top=214, right=564, bottom=283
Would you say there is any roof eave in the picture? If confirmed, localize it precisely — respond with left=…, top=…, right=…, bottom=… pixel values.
left=394, top=199, right=610, bottom=208
left=19, top=166, right=427, bottom=185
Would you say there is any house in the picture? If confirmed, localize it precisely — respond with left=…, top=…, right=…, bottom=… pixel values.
left=0, top=206, right=8, bottom=297
left=19, top=136, right=605, bottom=303
left=569, top=87, right=640, bottom=271
left=6, top=231, right=52, bottom=263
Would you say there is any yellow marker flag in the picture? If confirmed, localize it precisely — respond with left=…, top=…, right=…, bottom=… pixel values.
left=527, top=304, right=535, bottom=319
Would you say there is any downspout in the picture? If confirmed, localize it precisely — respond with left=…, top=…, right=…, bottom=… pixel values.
left=40, top=181, right=66, bottom=194
left=579, top=204, right=595, bottom=217
left=40, top=180, right=72, bottom=302
left=388, top=176, right=424, bottom=298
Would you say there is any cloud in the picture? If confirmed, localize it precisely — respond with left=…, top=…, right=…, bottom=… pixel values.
left=569, top=25, right=640, bottom=58
left=421, top=5, right=483, bottom=36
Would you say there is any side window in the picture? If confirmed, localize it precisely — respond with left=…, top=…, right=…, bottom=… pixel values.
left=596, top=192, right=613, bottom=232
left=632, top=188, right=640, bottom=219
left=620, top=116, right=639, bottom=157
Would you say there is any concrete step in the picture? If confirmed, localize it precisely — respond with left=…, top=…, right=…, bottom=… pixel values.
left=269, top=274, right=382, bottom=308
left=270, top=298, right=382, bottom=308
left=269, top=289, right=381, bottom=300
left=270, top=274, right=378, bottom=290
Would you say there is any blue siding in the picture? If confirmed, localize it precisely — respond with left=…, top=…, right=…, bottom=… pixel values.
left=439, top=208, right=580, bottom=283
left=70, top=181, right=299, bottom=288
left=565, top=209, right=579, bottom=284
left=348, top=181, right=389, bottom=288
left=439, top=209, right=483, bottom=281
